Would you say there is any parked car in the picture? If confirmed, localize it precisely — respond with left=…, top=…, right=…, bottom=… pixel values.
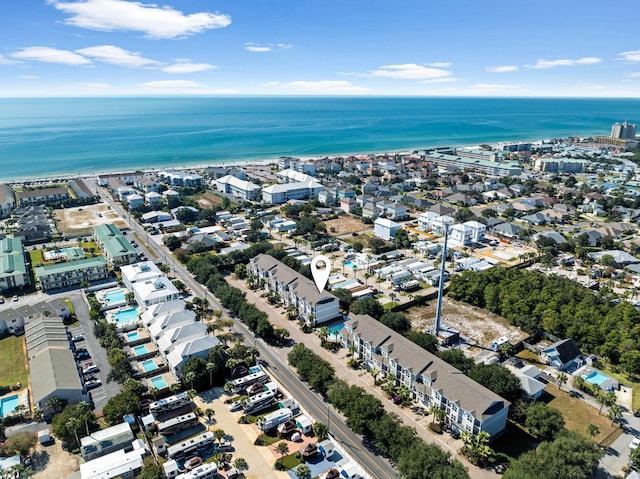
left=82, top=365, right=99, bottom=375
left=0, top=297, right=4, bottom=304
left=226, top=468, right=242, bottom=479
left=12, top=295, right=18, bottom=302
left=228, top=401, right=243, bottom=412
left=85, top=379, right=102, bottom=390
left=71, top=335, right=85, bottom=342
left=75, top=351, right=90, bottom=360
left=630, top=436, right=640, bottom=450
left=215, top=441, right=233, bottom=452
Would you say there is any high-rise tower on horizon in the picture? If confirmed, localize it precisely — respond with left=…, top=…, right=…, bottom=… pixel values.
left=611, top=121, right=637, bottom=140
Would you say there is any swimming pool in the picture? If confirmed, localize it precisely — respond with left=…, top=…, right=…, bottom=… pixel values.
left=113, top=308, right=138, bottom=324
left=127, top=331, right=141, bottom=341
left=585, top=371, right=612, bottom=386
left=328, top=322, right=345, bottom=339
left=104, top=290, right=126, bottom=303
left=133, top=345, right=148, bottom=356
left=150, top=377, right=168, bottom=389
left=0, top=395, right=20, bottom=417
left=248, top=366, right=262, bottom=374
left=141, top=360, right=158, bottom=372
left=344, top=261, right=358, bottom=270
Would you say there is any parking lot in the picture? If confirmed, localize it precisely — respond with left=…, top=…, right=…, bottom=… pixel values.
left=66, top=293, right=121, bottom=412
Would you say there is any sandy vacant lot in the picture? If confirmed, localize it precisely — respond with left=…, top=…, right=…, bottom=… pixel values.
left=405, top=297, right=528, bottom=348
left=324, top=216, right=368, bottom=236
left=55, top=204, right=127, bottom=236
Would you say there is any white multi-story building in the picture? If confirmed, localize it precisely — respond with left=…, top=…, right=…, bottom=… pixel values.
left=131, top=277, right=180, bottom=308
left=249, top=254, right=340, bottom=326
left=215, top=175, right=262, bottom=201
left=120, top=262, right=163, bottom=291
left=449, top=221, right=486, bottom=247
left=341, top=313, right=509, bottom=437
left=262, top=179, right=323, bottom=204
left=373, top=218, right=401, bottom=241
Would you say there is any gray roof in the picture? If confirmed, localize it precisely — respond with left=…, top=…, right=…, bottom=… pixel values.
left=587, top=250, right=640, bottom=265
left=251, top=254, right=338, bottom=306
left=343, top=314, right=508, bottom=420
left=30, top=348, right=83, bottom=405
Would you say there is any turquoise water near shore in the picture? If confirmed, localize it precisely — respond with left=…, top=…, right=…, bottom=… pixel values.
left=1, top=97, right=639, bottom=182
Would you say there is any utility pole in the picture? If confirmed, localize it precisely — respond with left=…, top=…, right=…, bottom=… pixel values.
left=433, top=226, right=449, bottom=335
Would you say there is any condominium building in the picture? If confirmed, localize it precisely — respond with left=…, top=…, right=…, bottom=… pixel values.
left=611, top=121, right=637, bottom=140
left=262, top=179, right=323, bottom=204
left=93, top=224, right=138, bottom=266
left=340, top=313, right=510, bottom=437
left=0, top=237, right=31, bottom=292
left=534, top=157, right=587, bottom=173
left=423, top=148, right=522, bottom=177
left=120, top=261, right=163, bottom=291
left=249, top=254, right=340, bottom=326
left=0, top=184, right=15, bottom=218
left=35, top=257, right=109, bottom=291
left=17, top=186, right=70, bottom=206
left=131, top=277, right=180, bottom=308
left=215, top=175, right=262, bottom=201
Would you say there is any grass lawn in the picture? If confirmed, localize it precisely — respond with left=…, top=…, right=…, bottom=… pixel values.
left=246, top=404, right=280, bottom=424
left=0, top=336, right=28, bottom=387
left=279, top=452, right=302, bottom=470
left=515, top=349, right=545, bottom=365
left=256, top=432, right=281, bottom=446
left=29, top=249, right=44, bottom=266
left=543, top=386, right=622, bottom=446
left=597, top=365, right=640, bottom=410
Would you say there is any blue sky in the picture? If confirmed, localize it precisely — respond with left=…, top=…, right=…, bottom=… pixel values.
left=2, top=0, right=640, bottom=96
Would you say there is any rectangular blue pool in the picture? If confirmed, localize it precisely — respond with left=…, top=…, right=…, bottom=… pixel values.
left=127, top=331, right=141, bottom=341
left=0, top=395, right=20, bottom=417
left=133, top=345, right=148, bottom=356
left=113, top=308, right=138, bottom=324
left=104, top=290, right=126, bottom=303
left=328, top=322, right=345, bottom=339
left=150, top=377, right=168, bottom=389
left=585, top=371, right=611, bottom=386
left=141, top=360, right=158, bottom=372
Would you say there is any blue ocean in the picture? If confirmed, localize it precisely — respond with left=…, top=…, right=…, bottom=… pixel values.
left=1, top=97, right=639, bottom=182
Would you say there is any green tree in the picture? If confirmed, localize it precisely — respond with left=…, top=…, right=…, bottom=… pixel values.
left=233, top=457, right=248, bottom=473
left=333, top=288, right=354, bottom=311
left=438, top=349, right=475, bottom=374
left=0, top=432, right=37, bottom=458
left=608, top=404, right=623, bottom=426
left=275, top=441, right=289, bottom=469
left=213, top=428, right=226, bottom=444
left=318, top=326, right=330, bottom=347
left=234, top=263, right=247, bottom=279
left=525, top=403, right=565, bottom=440
left=138, top=458, right=164, bottom=479
left=295, top=464, right=311, bottom=479
left=557, top=372, right=568, bottom=390
left=469, top=363, right=522, bottom=403
left=379, top=312, right=411, bottom=334
left=349, top=297, right=384, bottom=320
left=164, top=235, right=182, bottom=251
left=312, top=422, right=329, bottom=442
left=102, top=390, right=141, bottom=425
left=621, top=349, right=640, bottom=375
left=585, top=423, right=599, bottom=440
left=404, top=331, right=439, bottom=353
left=396, top=442, right=469, bottom=479
left=504, top=430, right=602, bottom=479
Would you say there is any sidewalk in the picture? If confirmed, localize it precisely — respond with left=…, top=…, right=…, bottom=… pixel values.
left=227, top=276, right=498, bottom=479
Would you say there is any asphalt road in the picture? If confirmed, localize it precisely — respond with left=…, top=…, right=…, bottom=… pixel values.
left=95, top=186, right=400, bottom=478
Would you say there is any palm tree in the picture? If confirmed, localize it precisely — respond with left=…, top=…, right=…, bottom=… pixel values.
left=557, top=372, right=568, bottom=390
left=585, top=423, right=600, bottom=440
left=275, top=441, right=289, bottom=469
left=202, top=361, right=215, bottom=387
left=125, top=292, right=135, bottom=305
left=596, top=391, right=615, bottom=415
left=213, top=428, right=226, bottom=444
left=184, top=371, right=197, bottom=391
left=295, top=464, right=312, bottom=479
left=224, top=381, right=235, bottom=394
left=608, top=404, right=623, bottom=426
left=66, top=417, right=81, bottom=448
left=318, top=326, right=330, bottom=347
left=45, top=396, right=64, bottom=414
left=369, top=368, right=380, bottom=386
left=204, top=409, right=215, bottom=429
left=149, top=387, right=159, bottom=400
left=233, top=457, right=248, bottom=473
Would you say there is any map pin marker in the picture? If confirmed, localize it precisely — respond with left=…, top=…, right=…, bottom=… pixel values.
left=311, top=255, right=331, bottom=293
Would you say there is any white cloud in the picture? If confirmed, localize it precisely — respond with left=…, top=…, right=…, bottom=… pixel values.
left=486, top=65, right=519, bottom=73
left=76, top=45, right=157, bottom=67
left=265, top=80, right=368, bottom=94
left=49, top=0, right=231, bottom=39
left=427, top=62, right=452, bottom=68
left=245, top=45, right=271, bottom=52
left=0, top=54, right=21, bottom=65
left=12, top=46, right=91, bottom=65
left=422, top=77, right=458, bottom=84
left=367, top=63, right=452, bottom=81
left=245, top=42, right=292, bottom=52
left=532, top=57, right=601, bottom=69
left=618, top=51, right=640, bottom=62
left=626, top=72, right=640, bottom=78
left=20, top=75, right=39, bottom=79
left=140, top=79, right=204, bottom=92
left=162, top=62, right=217, bottom=74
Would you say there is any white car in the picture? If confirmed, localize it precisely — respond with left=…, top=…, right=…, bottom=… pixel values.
left=630, top=436, right=640, bottom=450
left=228, top=401, right=243, bottom=412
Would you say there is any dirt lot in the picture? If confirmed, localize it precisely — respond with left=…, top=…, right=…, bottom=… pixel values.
left=193, top=192, right=224, bottom=209
left=405, top=297, right=528, bottom=348
left=324, top=216, right=368, bottom=236
left=32, top=440, right=79, bottom=479
left=55, top=204, right=126, bottom=236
